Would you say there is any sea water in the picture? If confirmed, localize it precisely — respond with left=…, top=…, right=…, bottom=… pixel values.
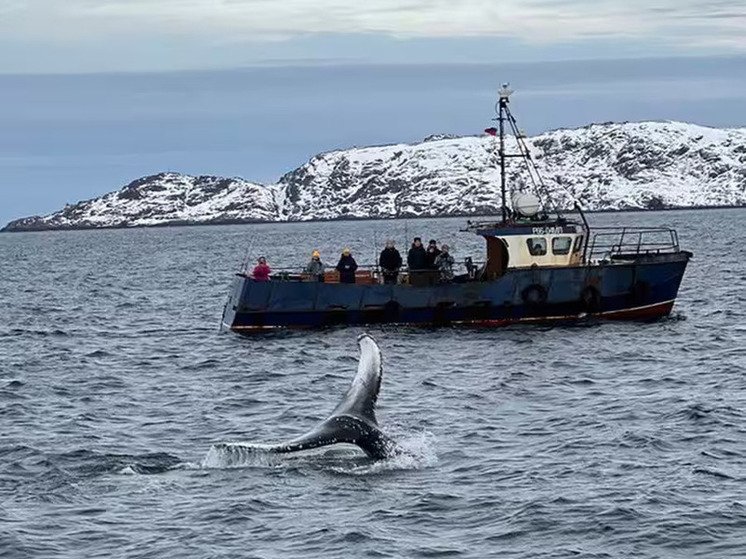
left=1, top=209, right=744, bottom=558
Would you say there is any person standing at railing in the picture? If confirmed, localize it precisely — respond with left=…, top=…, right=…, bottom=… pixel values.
left=407, top=237, right=428, bottom=286
left=434, top=244, right=455, bottom=283
left=424, top=239, right=443, bottom=285
left=252, top=256, right=271, bottom=281
left=425, top=239, right=441, bottom=269
left=336, top=248, right=358, bottom=284
left=305, top=251, right=325, bottom=282
left=379, top=240, right=402, bottom=284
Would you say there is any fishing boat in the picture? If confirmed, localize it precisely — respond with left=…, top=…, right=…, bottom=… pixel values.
left=221, top=85, right=692, bottom=333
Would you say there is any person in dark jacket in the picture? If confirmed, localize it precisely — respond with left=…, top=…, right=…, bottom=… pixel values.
left=336, top=248, right=358, bottom=284
left=379, top=240, right=402, bottom=284
left=407, top=237, right=428, bottom=286
left=407, top=237, right=427, bottom=271
left=425, top=239, right=441, bottom=269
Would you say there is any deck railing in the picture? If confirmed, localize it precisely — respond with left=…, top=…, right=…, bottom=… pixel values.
left=236, top=227, right=683, bottom=284
left=239, top=261, right=484, bottom=284
left=586, top=227, right=680, bottom=262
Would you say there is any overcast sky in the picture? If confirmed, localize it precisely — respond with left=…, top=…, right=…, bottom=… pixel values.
left=1, top=0, right=745, bottom=73
left=0, top=1, right=745, bottom=227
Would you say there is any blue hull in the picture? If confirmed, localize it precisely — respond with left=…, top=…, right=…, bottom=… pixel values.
left=222, top=253, right=691, bottom=333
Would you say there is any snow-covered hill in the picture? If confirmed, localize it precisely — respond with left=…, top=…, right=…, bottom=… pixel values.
left=3, top=174, right=280, bottom=231
left=4, top=121, right=745, bottom=232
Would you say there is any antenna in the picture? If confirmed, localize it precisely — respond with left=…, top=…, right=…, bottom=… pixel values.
left=496, top=83, right=513, bottom=223
left=493, top=83, right=562, bottom=220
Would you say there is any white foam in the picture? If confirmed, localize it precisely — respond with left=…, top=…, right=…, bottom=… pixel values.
left=201, top=442, right=282, bottom=469
left=201, top=430, right=437, bottom=473
left=329, top=430, right=438, bottom=475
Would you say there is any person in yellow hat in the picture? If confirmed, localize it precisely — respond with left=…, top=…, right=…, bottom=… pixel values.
left=336, top=248, right=358, bottom=284
left=305, top=250, right=324, bottom=282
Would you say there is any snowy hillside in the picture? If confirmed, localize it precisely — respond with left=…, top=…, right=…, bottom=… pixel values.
left=3, top=173, right=280, bottom=231
left=3, top=121, right=745, bottom=231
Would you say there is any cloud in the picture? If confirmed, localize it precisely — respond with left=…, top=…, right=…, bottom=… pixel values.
left=0, top=0, right=743, bottom=45
left=0, top=0, right=744, bottom=72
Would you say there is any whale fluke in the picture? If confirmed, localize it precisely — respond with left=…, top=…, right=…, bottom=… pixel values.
left=216, top=333, right=400, bottom=460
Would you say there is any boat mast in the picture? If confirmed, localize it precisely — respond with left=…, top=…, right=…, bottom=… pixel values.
left=497, top=83, right=513, bottom=223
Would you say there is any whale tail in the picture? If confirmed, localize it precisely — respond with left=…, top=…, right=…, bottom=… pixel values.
left=215, top=333, right=400, bottom=460
left=270, top=333, right=399, bottom=459
left=330, top=333, right=383, bottom=423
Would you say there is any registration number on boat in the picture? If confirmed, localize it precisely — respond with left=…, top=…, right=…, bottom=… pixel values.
left=532, top=226, right=564, bottom=235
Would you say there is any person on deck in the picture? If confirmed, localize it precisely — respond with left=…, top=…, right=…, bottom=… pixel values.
left=305, top=250, right=325, bottom=282
left=336, top=248, right=358, bottom=284
left=407, top=237, right=427, bottom=271
left=407, top=237, right=429, bottom=286
left=425, top=239, right=441, bottom=270
left=434, top=244, right=455, bottom=283
left=252, top=256, right=271, bottom=281
left=379, top=240, right=402, bottom=285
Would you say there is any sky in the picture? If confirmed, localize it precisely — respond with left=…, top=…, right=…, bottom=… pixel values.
left=0, top=1, right=745, bottom=226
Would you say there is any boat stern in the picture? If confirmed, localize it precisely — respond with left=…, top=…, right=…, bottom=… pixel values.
left=221, top=273, right=248, bottom=331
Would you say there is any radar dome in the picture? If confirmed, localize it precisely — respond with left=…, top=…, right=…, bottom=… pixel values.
left=512, top=193, right=542, bottom=217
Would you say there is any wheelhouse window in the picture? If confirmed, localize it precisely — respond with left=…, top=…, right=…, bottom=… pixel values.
left=573, top=235, right=584, bottom=253
left=527, top=237, right=547, bottom=256
left=552, top=236, right=572, bottom=255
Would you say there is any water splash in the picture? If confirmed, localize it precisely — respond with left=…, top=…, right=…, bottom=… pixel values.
left=201, top=442, right=284, bottom=469
left=201, top=430, right=437, bottom=473
left=333, top=430, right=438, bottom=475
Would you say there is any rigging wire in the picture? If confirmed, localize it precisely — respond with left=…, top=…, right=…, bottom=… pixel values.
left=502, top=103, right=563, bottom=217
left=501, top=100, right=590, bottom=215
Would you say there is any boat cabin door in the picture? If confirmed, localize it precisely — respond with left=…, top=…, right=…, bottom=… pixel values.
left=483, top=236, right=509, bottom=279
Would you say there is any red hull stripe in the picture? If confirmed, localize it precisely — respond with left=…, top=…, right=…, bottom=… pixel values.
left=597, top=299, right=675, bottom=319
left=227, top=299, right=677, bottom=332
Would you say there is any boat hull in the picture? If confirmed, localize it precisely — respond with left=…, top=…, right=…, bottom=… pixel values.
left=222, top=253, right=691, bottom=333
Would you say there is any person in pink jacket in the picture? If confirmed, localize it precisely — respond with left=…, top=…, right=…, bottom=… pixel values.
left=252, top=256, right=271, bottom=281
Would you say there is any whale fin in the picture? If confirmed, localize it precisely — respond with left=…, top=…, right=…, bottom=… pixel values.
left=234, top=333, right=397, bottom=460
left=329, top=333, right=383, bottom=424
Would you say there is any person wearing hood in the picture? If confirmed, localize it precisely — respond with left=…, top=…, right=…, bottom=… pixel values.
left=336, top=248, right=358, bottom=284
left=252, top=256, right=271, bottom=281
left=379, top=240, right=402, bottom=284
left=305, top=250, right=324, bottom=282
left=425, top=239, right=441, bottom=269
